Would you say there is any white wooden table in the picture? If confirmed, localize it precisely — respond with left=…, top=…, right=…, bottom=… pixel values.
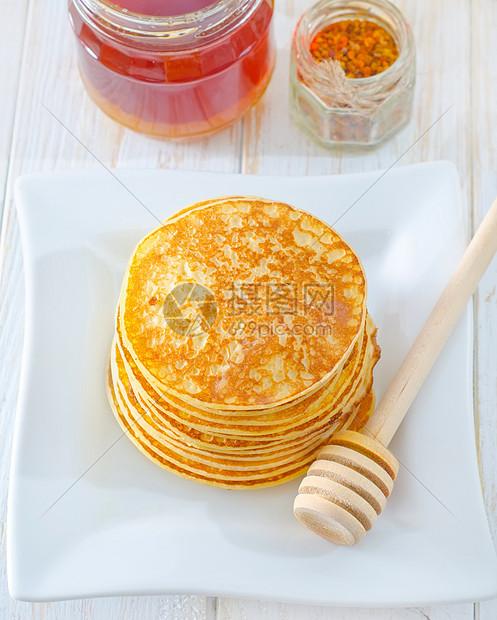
left=1, top=0, right=496, bottom=618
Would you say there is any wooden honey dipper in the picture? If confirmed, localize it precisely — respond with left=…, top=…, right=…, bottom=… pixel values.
left=294, top=194, right=497, bottom=545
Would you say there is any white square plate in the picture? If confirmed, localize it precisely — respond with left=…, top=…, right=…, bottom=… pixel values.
left=9, top=162, right=497, bottom=604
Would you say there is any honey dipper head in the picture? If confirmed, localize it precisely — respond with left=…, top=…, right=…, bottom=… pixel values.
left=294, top=430, right=399, bottom=545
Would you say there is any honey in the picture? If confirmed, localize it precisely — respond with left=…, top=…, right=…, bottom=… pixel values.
left=69, top=0, right=275, bottom=138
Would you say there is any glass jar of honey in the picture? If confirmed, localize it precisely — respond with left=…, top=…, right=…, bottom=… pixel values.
left=68, top=0, right=275, bottom=138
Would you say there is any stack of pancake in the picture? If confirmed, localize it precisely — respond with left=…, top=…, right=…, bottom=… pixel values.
left=107, top=196, right=380, bottom=489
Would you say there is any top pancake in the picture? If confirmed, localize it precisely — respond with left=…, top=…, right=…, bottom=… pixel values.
left=119, top=196, right=367, bottom=409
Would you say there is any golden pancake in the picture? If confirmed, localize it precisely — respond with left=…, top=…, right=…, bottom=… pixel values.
left=108, top=361, right=375, bottom=489
left=110, top=319, right=377, bottom=461
left=119, top=196, right=367, bottom=409
left=115, top=311, right=377, bottom=437
left=107, top=196, right=380, bottom=489
left=113, top=312, right=378, bottom=449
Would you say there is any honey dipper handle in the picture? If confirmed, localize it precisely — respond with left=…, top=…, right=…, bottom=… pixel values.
left=365, top=195, right=497, bottom=446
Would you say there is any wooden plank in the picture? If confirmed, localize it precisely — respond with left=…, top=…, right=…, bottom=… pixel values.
left=472, top=0, right=497, bottom=619
left=217, top=600, right=474, bottom=620
left=0, top=0, right=29, bottom=225
left=0, top=0, right=31, bottom=615
left=0, top=596, right=214, bottom=620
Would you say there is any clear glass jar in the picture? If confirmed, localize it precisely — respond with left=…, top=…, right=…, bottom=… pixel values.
left=68, top=0, right=275, bottom=139
left=289, top=0, right=415, bottom=148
